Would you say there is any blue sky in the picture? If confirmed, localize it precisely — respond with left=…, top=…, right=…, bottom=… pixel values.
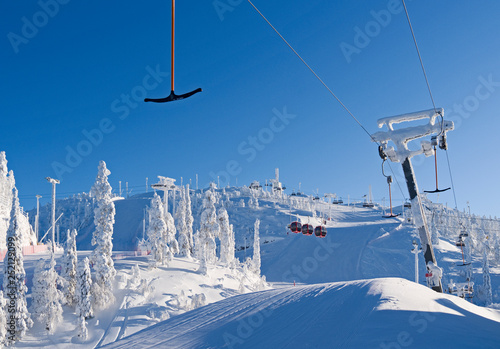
left=1, top=0, right=500, bottom=217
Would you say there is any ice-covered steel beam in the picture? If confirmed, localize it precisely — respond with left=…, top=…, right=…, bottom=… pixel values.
left=372, top=109, right=453, bottom=163
left=377, top=108, right=443, bottom=130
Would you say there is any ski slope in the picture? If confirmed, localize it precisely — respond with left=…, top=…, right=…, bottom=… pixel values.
left=104, top=278, right=500, bottom=349
left=19, top=187, right=500, bottom=348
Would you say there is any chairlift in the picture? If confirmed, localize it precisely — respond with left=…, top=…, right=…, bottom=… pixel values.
left=456, top=232, right=471, bottom=266
left=301, top=224, right=314, bottom=236
left=144, top=0, right=202, bottom=103
left=314, top=226, right=327, bottom=238
left=424, top=136, right=450, bottom=194
left=289, top=221, right=302, bottom=234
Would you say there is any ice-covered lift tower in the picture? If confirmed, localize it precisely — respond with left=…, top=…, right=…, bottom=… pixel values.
left=372, top=108, right=454, bottom=293
left=151, top=176, right=176, bottom=217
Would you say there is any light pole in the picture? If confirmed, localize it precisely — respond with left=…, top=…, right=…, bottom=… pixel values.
left=35, top=194, right=42, bottom=244
left=45, top=177, right=60, bottom=252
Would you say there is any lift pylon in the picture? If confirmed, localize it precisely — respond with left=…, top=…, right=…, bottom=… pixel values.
left=372, top=108, right=454, bottom=293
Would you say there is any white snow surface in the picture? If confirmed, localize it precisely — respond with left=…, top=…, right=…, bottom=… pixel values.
left=105, top=278, right=500, bottom=349
left=13, top=186, right=500, bottom=347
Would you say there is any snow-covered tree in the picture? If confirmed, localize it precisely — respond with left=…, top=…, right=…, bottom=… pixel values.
left=197, top=190, right=219, bottom=274
left=176, top=187, right=190, bottom=258
left=3, top=188, right=32, bottom=344
left=0, top=291, right=7, bottom=345
left=482, top=250, right=493, bottom=306
left=76, top=257, right=93, bottom=340
left=239, top=199, right=245, bottom=208
left=185, top=185, right=194, bottom=253
left=61, top=229, right=78, bottom=306
left=218, top=207, right=235, bottom=266
left=165, top=211, right=178, bottom=260
left=31, top=257, right=63, bottom=334
left=252, top=219, right=261, bottom=276
left=30, top=259, right=46, bottom=321
left=90, top=161, right=116, bottom=309
left=76, top=257, right=93, bottom=319
left=494, top=240, right=500, bottom=266
left=147, top=193, right=168, bottom=266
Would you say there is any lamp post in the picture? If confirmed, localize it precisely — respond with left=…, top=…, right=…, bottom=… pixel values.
left=45, top=177, right=60, bottom=252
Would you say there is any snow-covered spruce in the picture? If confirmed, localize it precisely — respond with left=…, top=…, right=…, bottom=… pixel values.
left=3, top=188, right=32, bottom=344
left=90, top=161, right=116, bottom=309
left=165, top=210, right=179, bottom=260
left=218, top=206, right=235, bottom=266
left=252, top=218, right=261, bottom=276
left=76, top=257, right=93, bottom=340
left=197, top=190, right=220, bottom=274
left=31, top=257, right=63, bottom=334
left=482, top=250, right=493, bottom=306
left=175, top=186, right=191, bottom=258
left=0, top=291, right=7, bottom=345
left=147, top=193, right=168, bottom=266
left=185, top=184, right=194, bottom=253
left=61, top=229, right=78, bottom=306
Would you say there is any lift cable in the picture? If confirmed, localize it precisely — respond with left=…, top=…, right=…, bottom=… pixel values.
left=246, top=0, right=375, bottom=144
left=401, top=0, right=459, bottom=209
left=246, top=0, right=407, bottom=200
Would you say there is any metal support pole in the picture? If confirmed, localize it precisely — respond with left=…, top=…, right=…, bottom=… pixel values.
left=35, top=195, right=41, bottom=244
left=403, top=158, right=442, bottom=292
left=46, top=177, right=59, bottom=252
left=411, top=240, right=422, bottom=283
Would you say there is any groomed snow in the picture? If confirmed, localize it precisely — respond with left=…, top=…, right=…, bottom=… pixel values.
left=104, top=278, right=500, bottom=349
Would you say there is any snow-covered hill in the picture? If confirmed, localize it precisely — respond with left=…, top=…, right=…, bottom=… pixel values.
left=19, top=185, right=500, bottom=348
left=104, top=278, right=500, bottom=349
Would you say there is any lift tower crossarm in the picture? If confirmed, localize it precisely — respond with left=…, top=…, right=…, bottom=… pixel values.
left=372, top=108, right=454, bottom=293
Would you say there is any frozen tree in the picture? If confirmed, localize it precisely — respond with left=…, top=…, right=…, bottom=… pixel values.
left=430, top=212, right=440, bottom=246
left=76, top=257, right=93, bottom=319
left=239, top=199, right=245, bottom=208
left=31, top=257, right=63, bottom=334
left=252, top=219, right=261, bottom=276
left=218, top=207, right=235, bottom=265
left=185, top=185, right=194, bottom=253
left=76, top=316, right=88, bottom=341
left=147, top=193, right=168, bottom=266
left=176, top=187, right=190, bottom=258
left=193, top=230, right=201, bottom=260
left=127, top=264, right=141, bottom=289
left=30, top=259, right=46, bottom=322
left=165, top=211, right=178, bottom=260
left=197, top=190, right=219, bottom=274
left=61, top=229, right=78, bottom=306
left=0, top=291, right=7, bottom=345
left=482, top=250, right=493, bottom=306
left=494, top=240, right=500, bottom=266
left=76, top=257, right=93, bottom=340
left=90, top=161, right=116, bottom=309
left=3, top=188, right=32, bottom=344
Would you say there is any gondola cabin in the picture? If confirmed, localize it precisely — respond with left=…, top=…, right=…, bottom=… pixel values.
left=302, top=224, right=314, bottom=236
left=289, top=221, right=302, bottom=234
left=314, top=226, right=327, bottom=238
